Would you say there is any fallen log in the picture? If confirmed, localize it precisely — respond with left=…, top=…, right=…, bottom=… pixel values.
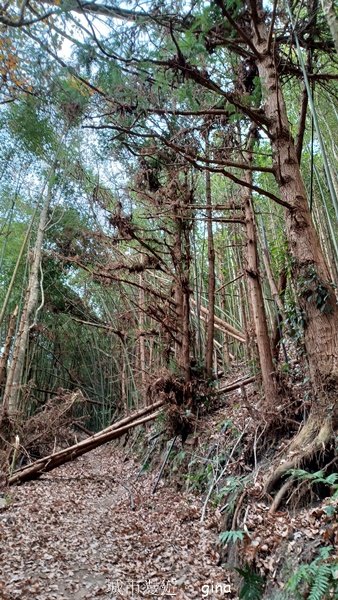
left=197, top=311, right=245, bottom=343
left=215, top=376, right=256, bottom=395
left=9, top=401, right=164, bottom=486
left=191, top=300, right=246, bottom=342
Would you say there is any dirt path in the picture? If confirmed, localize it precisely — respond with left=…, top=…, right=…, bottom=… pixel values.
left=0, top=445, right=235, bottom=599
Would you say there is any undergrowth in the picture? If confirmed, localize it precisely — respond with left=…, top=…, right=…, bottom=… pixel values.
left=131, top=395, right=338, bottom=600
left=285, top=546, right=338, bottom=600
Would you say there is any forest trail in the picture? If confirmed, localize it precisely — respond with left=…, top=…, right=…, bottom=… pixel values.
left=0, top=445, right=232, bottom=600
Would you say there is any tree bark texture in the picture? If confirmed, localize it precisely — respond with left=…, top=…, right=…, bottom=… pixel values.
left=253, top=17, right=338, bottom=406
left=243, top=143, right=277, bottom=406
left=3, top=172, right=55, bottom=414
left=205, top=131, right=216, bottom=379
left=172, top=184, right=192, bottom=386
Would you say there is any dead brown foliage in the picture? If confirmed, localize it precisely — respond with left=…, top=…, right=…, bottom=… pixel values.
left=0, top=389, right=86, bottom=483
left=146, top=371, right=202, bottom=443
left=19, top=389, right=86, bottom=458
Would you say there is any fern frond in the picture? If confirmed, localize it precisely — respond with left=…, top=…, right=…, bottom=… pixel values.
left=236, top=565, right=265, bottom=600
left=219, top=529, right=244, bottom=545
left=287, top=565, right=309, bottom=591
left=308, top=565, right=332, bottom=600
left=286, top=547, right=335, bottom=600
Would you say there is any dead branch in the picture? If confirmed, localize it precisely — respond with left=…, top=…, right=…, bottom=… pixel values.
left=152, top=436, right=177, bottom=494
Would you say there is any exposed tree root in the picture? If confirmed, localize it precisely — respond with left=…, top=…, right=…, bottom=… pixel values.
left=265, top=415, right=335, bottom=512
left=269, top=479, right=294, bottom=514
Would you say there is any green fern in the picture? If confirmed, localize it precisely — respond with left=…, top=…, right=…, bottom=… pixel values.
left=219, top=529, right=245, bottom=545
left=288, top=468, right=338, bottom=486
left=286, top=546, right=337, bottom=600
left=235, top=564, right=265, bottom=600
left=287, top=563, right=311, bottom=591
left=288, top=468, right=338, bottom=501
left=308, top=565, right=332, bottom=600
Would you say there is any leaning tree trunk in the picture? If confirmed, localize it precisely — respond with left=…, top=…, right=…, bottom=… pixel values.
left=9, top=400, right=164, bottom=485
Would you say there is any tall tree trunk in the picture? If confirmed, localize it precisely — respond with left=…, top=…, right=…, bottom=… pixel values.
left=2, top=168, right=55, bottom=414
left=205, top=131, right=216, bottom=379
left=0, top=306, right=18, bottom=395
left=138, top=271, right=147, bottom=398
left=320, top=0, right=338, bottom=54
left=172, top=180, right=192, bottom=391
left=243, top=138, right=277, bottom=406
left=180, top=221, right=192, bottom=386
left=120, top=344, right=128, bottom=414
left=253, top=19, right=338, bottom=409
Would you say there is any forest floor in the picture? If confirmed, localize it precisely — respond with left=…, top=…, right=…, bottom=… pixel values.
left=0, top=444, right=233, bottom=600
left=1, top=379, right=337, bottom=600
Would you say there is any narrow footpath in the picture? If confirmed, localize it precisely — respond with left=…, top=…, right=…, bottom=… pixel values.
left=0, top=445, right=234, bottom=600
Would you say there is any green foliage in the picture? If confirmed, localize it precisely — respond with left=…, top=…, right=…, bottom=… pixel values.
left=283, top=296, right=306, bottom=349
left=186, top=461, right=213, bottom=491
left=46, top=206, right=103, bottom=267
left=172, top=450, right=186, bottom=467
left=215, top=474, right=247, bottom=513
left=140, top=459, right=151, bottom=473
left=250, top=76, right=262, bottom=106
left=8, top=98, right=55, bottom=156
left=97, top=60, right=124, bottom=89
left=235, top=564, right=265, bottom=600
left=219, top=529, right=244, bottom=545
left=217, top=418, right=235, bottom=432
left=286, top=546, right=337, bottom=600
left=288, top=469, right=338, bottom=499
left=298, top=265, right=334, bottom=315
left=0, top=198, right=33, bottom=310
left=55, top=75, right=91, bottom=126
left=179, top=29, right=207, bottom=58
left=74, top=43, right=97, bottom=75
left=323, top=504, right=337, bottom=517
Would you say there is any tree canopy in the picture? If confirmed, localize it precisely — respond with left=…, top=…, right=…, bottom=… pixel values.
left=0, top=0, right=337, bottom=519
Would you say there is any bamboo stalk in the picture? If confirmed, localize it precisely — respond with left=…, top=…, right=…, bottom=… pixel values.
left=192, top=300, right=246, bottom=342
left=0, top=306, right=18, bottom=394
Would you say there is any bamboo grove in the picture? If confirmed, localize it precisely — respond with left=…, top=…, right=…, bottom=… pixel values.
left=0, top=0, right=337, bottom=498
